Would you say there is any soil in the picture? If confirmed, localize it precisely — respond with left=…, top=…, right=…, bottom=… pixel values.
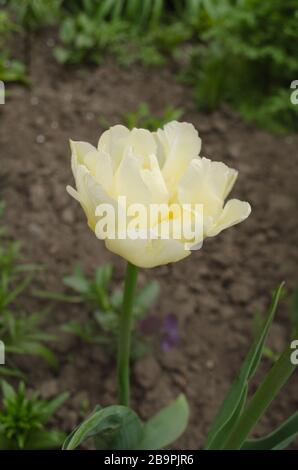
left=1, top=30, right=298, bottom=449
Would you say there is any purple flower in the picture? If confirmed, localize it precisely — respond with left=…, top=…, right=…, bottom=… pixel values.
left=161, top=313, right=179, bottom=352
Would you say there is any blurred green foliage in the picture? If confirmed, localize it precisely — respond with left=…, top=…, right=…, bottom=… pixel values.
left=183, top=0, right=298, bottom=133
left=122, top=103, right=184, bottom=131
left=61, top=264, right=160, bottom=360
left=0, top=380, right=68, bottom=449
left=34, top=261, right=160, bottom=359
left=7, top=0, right=61, bottom=32
left=0, top=202, right=58, bottom=377
left=0, top=10, right=26, bottom=83
left=1, top=0, right=297, bottom=131
left=53, top=0, right=191, bottom=66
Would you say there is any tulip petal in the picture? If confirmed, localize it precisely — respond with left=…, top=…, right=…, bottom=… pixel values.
left=207, top=199, right=251, bottom=237
left=70, top=140, right=97, bottom=171
left=157, top=121, right=201, bottom=191
left=98, top=125, right=130, bottom=171
left=141, top=154, right=169, bottom=204
left=115, top=147, right=151, bottom=206
left=178, top=159, right=223, bottom=219
left=129, top=128, right=157, bottom=160
left=105, top=237, right=190, bottom=269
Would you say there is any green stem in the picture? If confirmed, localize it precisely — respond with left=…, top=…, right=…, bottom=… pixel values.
left=223, top=343, right=297, bottom=449
left=117, top=262, right=138, bottom=406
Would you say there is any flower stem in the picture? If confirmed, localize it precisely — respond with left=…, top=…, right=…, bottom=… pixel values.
left=117, top=262, right=138, bottom=406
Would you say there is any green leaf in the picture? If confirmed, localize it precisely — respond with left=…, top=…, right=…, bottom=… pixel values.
left=95, top=264, right=113, bottom=289
left=41, top=392, right=69, bottom=422
left=1, top=380, right=16, bottom=400
left=136, top=395, right=189, bottom=450
left=223, top=340, right=297, bottom=449
left=242, top=411, right=298, bottom=450
left=205, top=282, right=285, bottom=449
left=53, top=47, right=71, bottom=64
left=32, top=289, right=82, bottom=303
left=63, top=405, right=143, bottom=450
left=134, top=281, right=160, bottom=316
left=0, top=367, right=25, bottom=379
left=10, top=342, right=58, bottom=369
left=25, top=430, right=67, bottom=450
left=63, top=265, right=89, bottom=294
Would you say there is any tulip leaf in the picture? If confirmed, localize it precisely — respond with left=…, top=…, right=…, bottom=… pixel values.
left=241, top=411, right=298, bottom=450
left=223, top=341, right=297, bottom=449
left=136, top=394, right=189, bottom=450
left=63, top=405, right=143, bottom=450
left=205, top=282, right=285, bottom=449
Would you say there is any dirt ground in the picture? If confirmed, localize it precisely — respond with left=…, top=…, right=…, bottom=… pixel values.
left=1, top=31, right=298, bottom=449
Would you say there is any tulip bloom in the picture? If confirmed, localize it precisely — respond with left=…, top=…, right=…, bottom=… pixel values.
left=67, top=121, right=251, bottom=268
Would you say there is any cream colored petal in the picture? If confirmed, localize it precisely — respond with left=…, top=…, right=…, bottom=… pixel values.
left=114, top=147, right=151, bottom=206
left=83, top=150, right=98, bottom=175
left=70, top=140, right=97, bottom=172
left=178, top=159, right=223, bottom=219
left=97, top=125, right=130, bottom=171
left=158, top=121, right=201, bottom=190
left=81, top=149, right=114, bottom=194
left=66, top=185, right=81, bottom=203
left=141, top=154, right=169, bottom=204
left=95, top=149, right=114, bottom=194
left=128, top=128, right=157, bottom=160
left=73, top=165, right=115, bottom=231
left=105, top=237, right=190, bottom=269
left=207, top=199, right=251, bottom=237
left=223, top=167, right=238, bottom=199
left=204, top=159, right=238, bottom=199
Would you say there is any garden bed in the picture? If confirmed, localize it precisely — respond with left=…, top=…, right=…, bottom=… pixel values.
left=1, top=30, right=298, bottom=449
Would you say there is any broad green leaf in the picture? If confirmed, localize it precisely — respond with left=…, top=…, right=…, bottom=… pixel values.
left=136, top=395, right=189, bottom=450
left=242, top=411, right=298, bottom=450
left=63, top=405, right=143, bottom=450
left=205, top=282, right=284, bottom=449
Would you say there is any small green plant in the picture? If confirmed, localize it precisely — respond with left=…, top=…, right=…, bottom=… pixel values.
left=61, top=264, right=160, bottom=359
left=0, top=380, right=68, bottom=449
left=7, top=0, right=61, bottom=32
left=34, top=263, right=160, bottom=358
left=0, top=202, right=57, bottom=376
left=0, top=11, right=26, bottom=83
left=122, top=103, right=184, bottom=131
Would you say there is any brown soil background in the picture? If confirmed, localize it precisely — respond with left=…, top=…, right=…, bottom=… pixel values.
left=1, top=31, right=298, bottom=449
